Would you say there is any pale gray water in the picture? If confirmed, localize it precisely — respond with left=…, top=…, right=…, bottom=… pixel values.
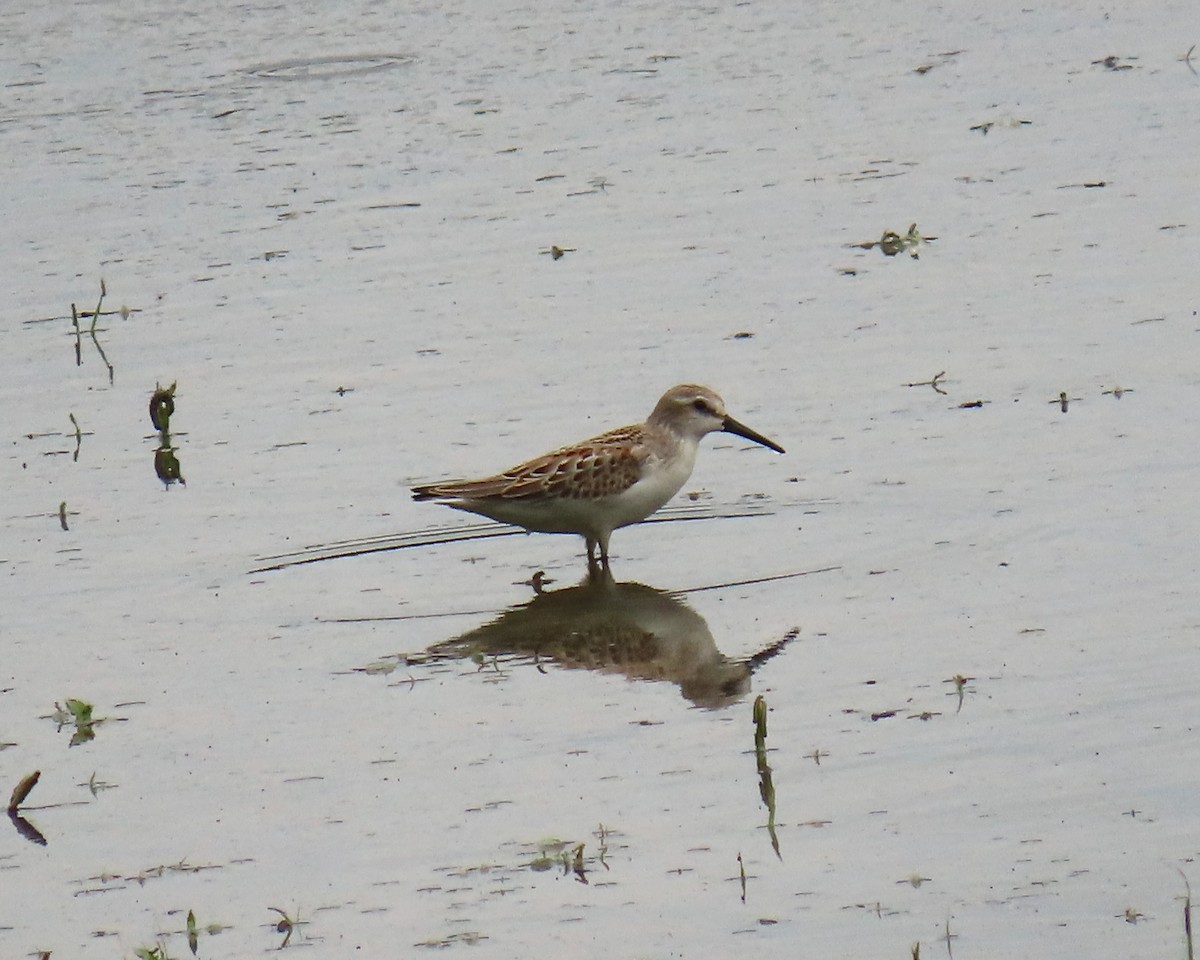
left=4, top=0, right=1200, bottom=956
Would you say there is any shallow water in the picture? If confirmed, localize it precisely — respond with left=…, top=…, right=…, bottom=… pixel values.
left=4, top=0, right=1200, bottom=956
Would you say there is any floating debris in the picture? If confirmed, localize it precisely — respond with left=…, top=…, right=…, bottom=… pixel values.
left=8, top=770, right=40, bottom=813
left=1050, top=391, right=1082, bottom=413
left=970, top=116, right=1032, bottom=135
left=912, top=50, right=963, bottom=74
left=848, top=223, right=935, bottom=259
left=1092, top=54, right=1137, bottom=71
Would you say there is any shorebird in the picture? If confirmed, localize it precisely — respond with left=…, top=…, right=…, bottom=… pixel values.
left=412, top=384, right=784, bottom=568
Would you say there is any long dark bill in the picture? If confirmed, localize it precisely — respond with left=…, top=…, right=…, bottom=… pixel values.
left=722, top=416, right=785, bottom=454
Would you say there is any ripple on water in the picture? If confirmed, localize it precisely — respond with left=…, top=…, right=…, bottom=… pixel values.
left=245, top=53, right=416, bottom=81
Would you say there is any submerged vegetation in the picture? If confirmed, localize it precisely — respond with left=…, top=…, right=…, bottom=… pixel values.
left=150, top=381, right=185, bottom=487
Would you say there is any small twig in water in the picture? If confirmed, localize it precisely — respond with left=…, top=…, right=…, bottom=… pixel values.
left=906, top=371, right=947, bottom=395
left=942, top=917, right=957, bottom=959
left=89, top=278, right=106, bottom=333
left=69, top=413, right=81, bottom=462
left=71, top=280, right=114, bottom=383
left=1179, top=869, right=1194, bottom=960
left=71, top=303, right=82, bottom=366
left=88, top=280, right=114, bottom=385
left=1180, top=44, right=1197, bottom=76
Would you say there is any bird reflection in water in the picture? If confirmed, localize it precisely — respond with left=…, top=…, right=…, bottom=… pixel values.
left=427, top=569, right=794, bottom=709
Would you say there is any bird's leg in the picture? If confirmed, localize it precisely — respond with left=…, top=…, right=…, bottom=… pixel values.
left=586, top=537, right=600, bottom=574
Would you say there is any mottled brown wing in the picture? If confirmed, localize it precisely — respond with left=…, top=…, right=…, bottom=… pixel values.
left=413, top=424, right=648, bottom=502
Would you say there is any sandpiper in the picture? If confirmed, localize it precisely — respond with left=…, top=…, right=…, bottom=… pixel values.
left=412, top=384, right=784, bottom=568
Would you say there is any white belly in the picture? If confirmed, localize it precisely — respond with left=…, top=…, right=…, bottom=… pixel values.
left=451, top=441, right=698, bottom=540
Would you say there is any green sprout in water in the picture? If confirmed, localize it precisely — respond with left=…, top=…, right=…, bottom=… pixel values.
left=150, top=381, right=185, bottom=488
left=149, top=382, right=177, bottom=432
left=63, top=698, right=92, bottom=725
left=753, top=694, right=767, bottom=751
left=53, top=698, right=97, bottom=746
left=154, top=447, right=185, bottom=487
left=752, top=695, right=780, bottom=859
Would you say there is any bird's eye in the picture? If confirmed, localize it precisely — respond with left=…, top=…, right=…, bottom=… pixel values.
left=692, top=398, right=710, bottom=414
